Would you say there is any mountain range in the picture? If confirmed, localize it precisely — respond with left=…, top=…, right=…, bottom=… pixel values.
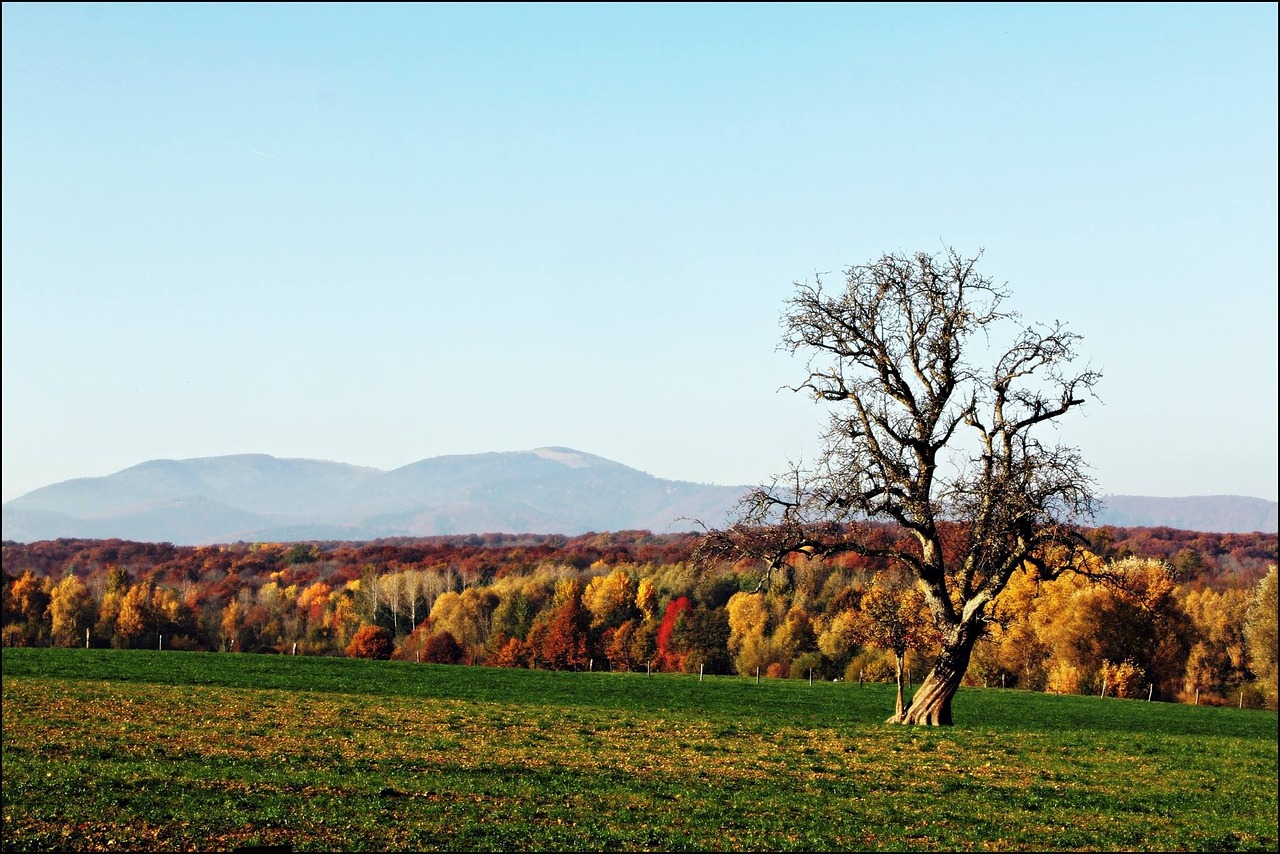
left=2, top=448, right=1276, bottom=545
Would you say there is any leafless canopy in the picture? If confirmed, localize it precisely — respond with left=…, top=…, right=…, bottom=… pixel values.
left=698, top=248, right=1101, bottom=631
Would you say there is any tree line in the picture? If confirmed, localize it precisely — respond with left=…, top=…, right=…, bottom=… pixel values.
left=2, top=527, right=1275, bottom=708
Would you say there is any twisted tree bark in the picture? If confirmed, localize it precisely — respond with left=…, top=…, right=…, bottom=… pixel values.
left=889, top=625, right=979, bottom=726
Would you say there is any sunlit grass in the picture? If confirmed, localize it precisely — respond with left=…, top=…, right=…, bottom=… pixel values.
left=2, top=648, right=1276, bottom=851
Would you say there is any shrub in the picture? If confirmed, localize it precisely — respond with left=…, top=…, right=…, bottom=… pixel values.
left=845, top=649, right=894, bottom=684
left=1046, top=661, right=1083, bottom=695
left=788, top=651, right=825, bottom=681
left=765, top=661, right=790, bottom=679
left=1100, top=658, right=1146, bottom=698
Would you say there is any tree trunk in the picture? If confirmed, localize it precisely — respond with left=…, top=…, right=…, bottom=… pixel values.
left=894, top=652, right=906, bottom=720
left=888, top=624, right=978, bottom=726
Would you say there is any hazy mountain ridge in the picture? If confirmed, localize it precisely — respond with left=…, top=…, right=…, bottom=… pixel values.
left=2, top=448, right=748, bottom=545
left=1095, top=494, right=1277, bottom=536
left=3, top=448, right=1275, bottom=545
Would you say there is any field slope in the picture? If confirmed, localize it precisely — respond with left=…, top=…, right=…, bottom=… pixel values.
left=2, top=649, right=1276, bottom=852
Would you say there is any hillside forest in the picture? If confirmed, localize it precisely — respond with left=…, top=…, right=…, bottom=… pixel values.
left=3, top=526, right=1277, bottom=709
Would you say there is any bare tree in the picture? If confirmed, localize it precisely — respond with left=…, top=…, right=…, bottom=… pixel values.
left=403, top=568, right=424, bottom=631
left=378, top=572, right=404, bottom=637
left=697, top=248, right=1100, bottom=725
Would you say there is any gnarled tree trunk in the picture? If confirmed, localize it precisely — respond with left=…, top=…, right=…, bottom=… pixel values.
left=888, top=623, right=978, bottom=726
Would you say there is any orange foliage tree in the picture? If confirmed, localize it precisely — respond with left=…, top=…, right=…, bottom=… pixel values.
left=529, top=579, right=591, bottom=670
left=850, top=579, right=936, bottom=717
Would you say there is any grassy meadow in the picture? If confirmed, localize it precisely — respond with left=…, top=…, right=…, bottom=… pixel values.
left=2, top=648, right=1276, bottom=852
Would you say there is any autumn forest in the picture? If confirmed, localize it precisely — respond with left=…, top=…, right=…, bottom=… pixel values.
left=2, top=525, right=1276, bottom=709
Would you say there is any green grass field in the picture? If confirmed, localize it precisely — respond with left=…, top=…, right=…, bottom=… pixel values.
left=2, top=648, right=1276, bottom=852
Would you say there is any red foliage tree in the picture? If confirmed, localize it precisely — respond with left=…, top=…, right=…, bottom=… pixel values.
left=537, top=584, right=592, bottom=670
left=345, top=625, right=394, bottom=660
left=421, top=631, right=464, bottom=664
left=655, top=596, right=692, bottom=672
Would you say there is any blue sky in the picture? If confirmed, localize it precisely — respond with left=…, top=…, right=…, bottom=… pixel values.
left=3, top=2, right=1276, bottom=504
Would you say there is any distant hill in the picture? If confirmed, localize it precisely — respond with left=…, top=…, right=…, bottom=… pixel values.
left=1, top=448, right=748, bottom=545
left=1095, top=494, right=1277, bottom=535
left=3, top=449, right=1275, bottom=545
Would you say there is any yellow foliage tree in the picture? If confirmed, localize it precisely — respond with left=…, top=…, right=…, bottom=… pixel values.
left=324, top=591, right=363, bottom=653
left=635, top=577, right=658, bottom=623
left=973, top=566, right=1052, bottom=689
left=726, top=591, right=774, bottom=676
left=582, top=568, right=636, bottom=630
left=48, top=574, right=92, bottom=647
left=220, top=598, right=244, bottom=651
left=1245, top=566, right=1278, bottom=706
left=429, top=588, right=498, bottom=664
left=771, top=606, right=817, bottom=666
left=115, top=583, right=153, bottom=648
left=1181, top=585, right=1250, bottom=696
left=816, top=610, right=859, bottom=662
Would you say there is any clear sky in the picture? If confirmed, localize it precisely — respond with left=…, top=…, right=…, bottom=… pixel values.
left=3, top=3, right=1277, bottom=504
